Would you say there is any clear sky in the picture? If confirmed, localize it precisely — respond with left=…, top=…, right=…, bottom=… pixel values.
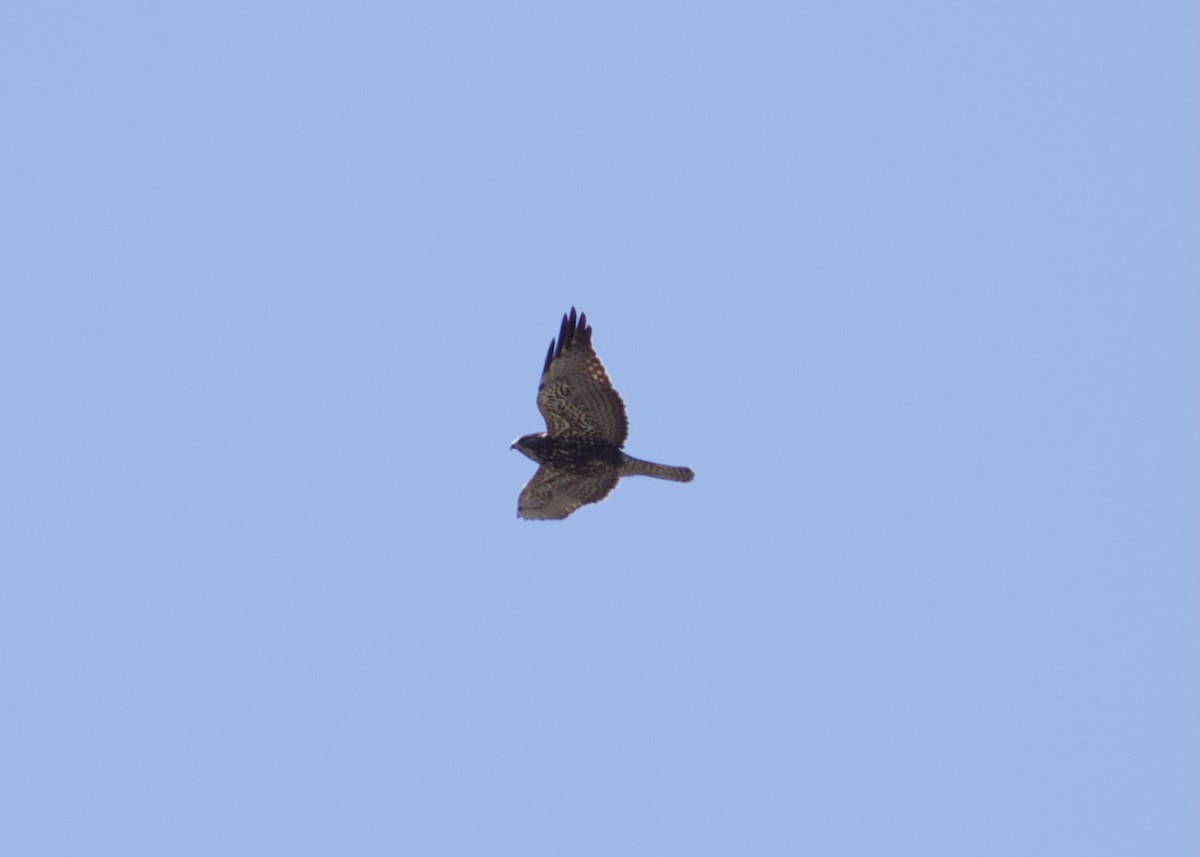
left=2, top=2, right=1195, bottom=855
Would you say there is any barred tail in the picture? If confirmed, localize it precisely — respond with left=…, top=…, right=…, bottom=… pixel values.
left=619, top=454, right=695, bottom=482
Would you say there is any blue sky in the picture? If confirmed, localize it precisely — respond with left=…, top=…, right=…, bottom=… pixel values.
left=2, top=2, right=1195, bottom=854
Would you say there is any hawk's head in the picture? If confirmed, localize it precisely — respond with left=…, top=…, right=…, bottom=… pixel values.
left=511, top=433, right=549, bottom=464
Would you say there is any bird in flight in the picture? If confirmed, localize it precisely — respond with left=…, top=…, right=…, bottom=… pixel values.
left=512, top=307, right=694, bottom=520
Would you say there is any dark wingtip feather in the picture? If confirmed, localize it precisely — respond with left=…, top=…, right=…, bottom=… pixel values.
left=556, top=309, right=570, bottom=362
left=543, top=307, right=590, bottom=375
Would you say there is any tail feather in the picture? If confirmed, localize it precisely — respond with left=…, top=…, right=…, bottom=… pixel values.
left=619, top=454, right=694, bottom=482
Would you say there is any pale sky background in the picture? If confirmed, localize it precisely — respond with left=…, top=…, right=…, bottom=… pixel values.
left=2, top=2, right=1196, bottom=855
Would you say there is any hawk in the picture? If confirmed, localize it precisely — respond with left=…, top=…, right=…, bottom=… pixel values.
left=512, top=307, right=694, bottom=520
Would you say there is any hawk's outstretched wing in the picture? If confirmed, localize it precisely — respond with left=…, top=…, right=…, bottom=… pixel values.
left=517, top=465, right=620, bottom=520
left=537, top=308, right=629, bottom=445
